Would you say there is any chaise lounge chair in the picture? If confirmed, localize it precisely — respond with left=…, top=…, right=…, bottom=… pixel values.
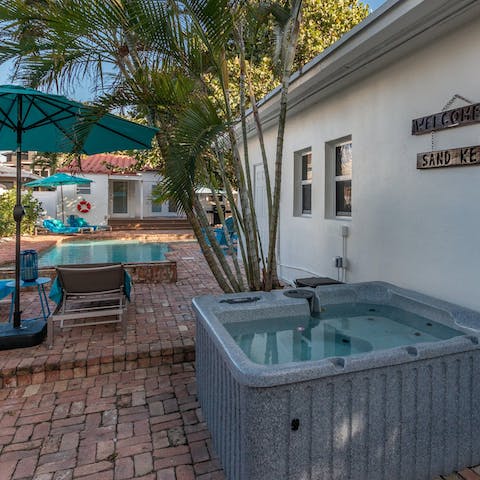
left=67, top=215, right=112, bottom=232
left=47, top=263, right=131, bottom=347
left=43, top=218, right=93, bottom=234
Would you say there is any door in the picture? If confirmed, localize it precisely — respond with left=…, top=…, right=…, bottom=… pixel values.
left=112, top=181, right=129, bottom=216
left=254, top=164, right=269, bottom=255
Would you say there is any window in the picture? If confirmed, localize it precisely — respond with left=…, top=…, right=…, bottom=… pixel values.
left=77, top=184, right=91, bottom=195
left=334, top=142, right=352, bottom=217
left=294, top=148, right=312, bottom=216
left=325, top=137, right=352, bottom=218
left=301, top=152, right=312, bottom=214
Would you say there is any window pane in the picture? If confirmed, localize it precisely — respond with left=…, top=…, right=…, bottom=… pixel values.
left=302, top=153, right=312, bottom=181
left=77, top=184, right=91, bottom=195
left=335, top=143, right=352, bottom=177
left=151, top=201, right=163, bottom=213
left=335, top=180, right=351, bottom=216
left=302, top=184, right=311, bottom=214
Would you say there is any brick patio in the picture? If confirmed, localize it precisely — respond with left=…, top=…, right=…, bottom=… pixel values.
left=0, top=233, right=479, bottom=479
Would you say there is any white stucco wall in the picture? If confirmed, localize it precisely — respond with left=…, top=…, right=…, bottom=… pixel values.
left=246, top=15, right=480, bottom=311
left=61, top=174, right=109, bottom=225
left=32, top=191, right=57, bottom=219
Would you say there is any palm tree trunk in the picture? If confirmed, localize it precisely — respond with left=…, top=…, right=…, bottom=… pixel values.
left=265, top=0, right=303, bottom=291
left=220, top=50, right=261, bottom=290
left=184, top=203, right=234, bottom=293
left=207, top=181, right=245, bottom=290
left=193, top=196, right=242, bottom=292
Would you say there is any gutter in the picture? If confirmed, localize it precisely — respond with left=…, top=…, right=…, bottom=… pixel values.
left=245, top=0, right=480, bottom=133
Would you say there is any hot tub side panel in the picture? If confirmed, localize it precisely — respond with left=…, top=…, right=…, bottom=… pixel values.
left=242, top=350, right=480, bottom=480
left=199, top=332, right=480, bottom=480
left=196, top=321, right=246, bottom=480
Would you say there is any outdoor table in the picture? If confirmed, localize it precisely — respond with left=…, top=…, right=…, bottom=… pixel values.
left=7, top=277, right=51, bottom=323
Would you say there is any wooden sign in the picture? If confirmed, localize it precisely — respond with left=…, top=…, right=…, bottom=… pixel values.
left=417, top=145, right=480, bottom=169
left=412, top=103, right=480, bottom=135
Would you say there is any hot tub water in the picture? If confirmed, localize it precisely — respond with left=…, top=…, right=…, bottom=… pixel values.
left=224, top=302, right=464, bottom=365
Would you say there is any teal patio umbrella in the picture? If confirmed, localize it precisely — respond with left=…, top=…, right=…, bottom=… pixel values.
left=25, top=172, right=93, bottom=223
left=0, top=84, right=158, bottom=336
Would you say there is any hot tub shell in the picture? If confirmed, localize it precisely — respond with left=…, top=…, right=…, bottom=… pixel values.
left=193, top=282, right=480, bottom=480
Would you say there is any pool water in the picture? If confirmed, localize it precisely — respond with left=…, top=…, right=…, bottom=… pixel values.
left=224, top=302, right=464, bottom=365
left=38, top=239, right=169, bottom=267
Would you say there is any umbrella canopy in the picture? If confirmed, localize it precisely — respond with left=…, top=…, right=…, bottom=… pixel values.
left=0, top=85, right=158, bottom=153
left=25, top=172, right=92, bottom=188
left=0, top=84, right=158, bottom=333
left=25, top=173, right=93, bottom=223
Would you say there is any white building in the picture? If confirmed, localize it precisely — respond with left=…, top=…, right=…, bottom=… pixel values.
left=244, top=0, right=480, bottom=311
left=35, top=154, right=179, bottom=225
left=0, top=163, right=40, bottom=192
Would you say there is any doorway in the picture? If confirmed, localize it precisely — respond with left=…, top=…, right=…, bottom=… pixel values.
left=112, top=180, right=129, bottom=216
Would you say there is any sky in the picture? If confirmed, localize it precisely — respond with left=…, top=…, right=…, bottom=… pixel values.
left=368, top=0, right=388, bottom=9
left=0, top=0, right=388, bottom=102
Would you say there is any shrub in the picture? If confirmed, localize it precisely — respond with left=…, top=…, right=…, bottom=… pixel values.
left=0, top=189, right=42, bottom=237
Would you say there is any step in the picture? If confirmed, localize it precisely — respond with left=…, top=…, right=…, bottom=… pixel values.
left=108, top=217, right=192, bottom=231
left=0, top=343, right=195, bottom=389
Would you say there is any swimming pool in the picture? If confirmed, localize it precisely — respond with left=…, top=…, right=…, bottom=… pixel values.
left=38, top=239, right=169, bottom=267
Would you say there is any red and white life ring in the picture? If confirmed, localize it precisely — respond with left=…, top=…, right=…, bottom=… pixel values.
left=77, top=200, right=91, bottom=213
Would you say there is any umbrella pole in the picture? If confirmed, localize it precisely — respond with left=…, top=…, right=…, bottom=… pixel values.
left=13, top=96, right=25, bottom=329
left=61, top=184, right=65, bottom=223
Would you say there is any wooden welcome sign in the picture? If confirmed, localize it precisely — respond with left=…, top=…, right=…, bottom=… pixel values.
left=417, top=145, right=480, bottom=169
left=412, top=103, right=480, bottom=135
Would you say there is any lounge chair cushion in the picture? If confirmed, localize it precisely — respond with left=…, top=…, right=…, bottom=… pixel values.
left=48, top=263, right=131, bottom=347
left=49, top=263, right=132, bottom=304
left=43, top=218, right=82, bottom=234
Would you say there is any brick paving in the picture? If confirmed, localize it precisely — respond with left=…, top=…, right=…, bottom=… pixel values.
left=0, top=238, right=215, bottom=390
left=0, top=363, right=225, bottom=480
left=0, top=232, right=480, bottom=479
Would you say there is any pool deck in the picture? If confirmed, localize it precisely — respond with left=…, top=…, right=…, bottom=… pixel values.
left=0, top=234, right=479, bottom=479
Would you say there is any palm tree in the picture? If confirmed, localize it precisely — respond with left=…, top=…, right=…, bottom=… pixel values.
left=0, top=0, right=303, bottom=292
left=31, top=152, right=62, bottom=177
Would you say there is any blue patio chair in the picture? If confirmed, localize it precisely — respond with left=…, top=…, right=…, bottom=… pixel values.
left=214, top=216, right=238, bottom=253
left=68, top=215, right=112, bottom=231
left=43, top=218, right=90, bottom=234
left=201, top=217, right=238, bottom=254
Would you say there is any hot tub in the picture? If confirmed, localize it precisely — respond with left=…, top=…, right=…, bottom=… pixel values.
left=193, top=282, right=480, bottom=480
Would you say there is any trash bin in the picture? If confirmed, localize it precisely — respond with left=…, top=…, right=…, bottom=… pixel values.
left=20, top=249, right=38, bottom=282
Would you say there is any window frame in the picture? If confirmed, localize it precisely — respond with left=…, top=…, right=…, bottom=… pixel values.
left=293, top=147, right=313, bottom=217
left=325, top=136, right=352, bottom=220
